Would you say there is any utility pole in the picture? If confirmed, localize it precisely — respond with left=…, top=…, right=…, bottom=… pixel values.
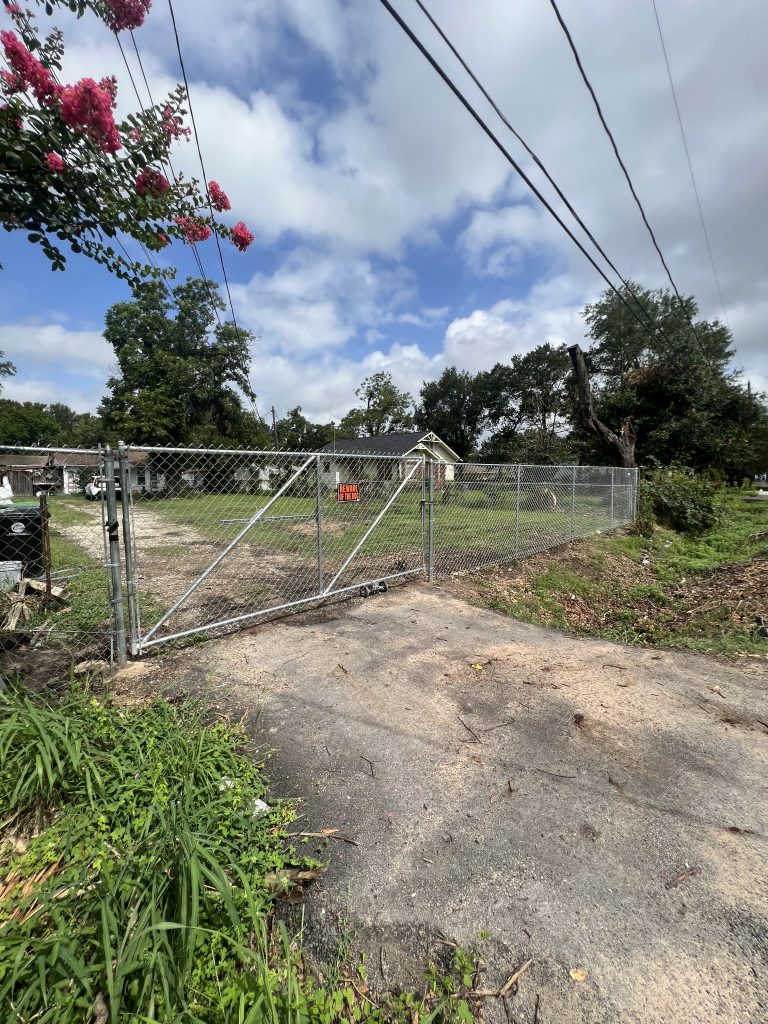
left=270, top=406, right=278, bottom=449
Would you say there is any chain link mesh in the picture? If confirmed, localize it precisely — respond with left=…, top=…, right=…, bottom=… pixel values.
left=123, top=447, right=426, bottom=650
left=0, top=446, right=114, bottom=666
left=0, top=443, right=638, bottom=661
left=431, top=463, right=637, bottom=576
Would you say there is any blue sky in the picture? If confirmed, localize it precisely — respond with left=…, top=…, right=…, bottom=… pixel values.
left=1, top=0, right=766, bottom=422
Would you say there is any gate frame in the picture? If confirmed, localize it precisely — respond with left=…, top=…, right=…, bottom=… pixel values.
left=120, top=446, right=428, bottom=654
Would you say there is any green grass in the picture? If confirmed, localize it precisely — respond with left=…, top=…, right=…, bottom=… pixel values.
left=471, top=490, right=768, bottom=658
left=140, top=487, right=612, bottom=561
left=0, top=685, right=482, bottom=1023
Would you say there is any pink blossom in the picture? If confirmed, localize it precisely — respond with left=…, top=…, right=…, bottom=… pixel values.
left=45, top=151, right=64, bottom=172
left=0, top=29, right=61, bottom=105
left=6, top=3, right=22, bottom=15
left=60, top=77, right=122, bottom=154
left=135, top=166, right=169, bottom=197
left=230, top=221, right=254, bottom=252
left=174, top=215, right=212, bottom=244
left=161, top=104, right=190, bottom=140
left=156, top=232, right=169, bottom=248
left=207, top=180, right=231, bottom=212
left=103, top=0, right=152, bottom=33
left=128, top=127, right=140, bottom=142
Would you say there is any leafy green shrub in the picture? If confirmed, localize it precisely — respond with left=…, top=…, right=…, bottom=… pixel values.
left=639, top=468, right=720, bottom=534
left=0, top=686, right=480, bottom=1024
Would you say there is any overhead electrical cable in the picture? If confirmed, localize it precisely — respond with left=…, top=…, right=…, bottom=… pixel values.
left=166, top=0, right=240, bottom=332
left=408, top=0, right=681, bottom=355
left=375, top=0, right=674, bottom=348
left=114, top=30, right=224, bottom=324
left=650, top=0, right=731, bottom=331
left=545, top=0, right=716, bottom=371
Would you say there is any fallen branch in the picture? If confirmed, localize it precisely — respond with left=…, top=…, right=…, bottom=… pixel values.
left=465, top=958, right=534, bottom=998
left=458, top=716, right=482, bottom=744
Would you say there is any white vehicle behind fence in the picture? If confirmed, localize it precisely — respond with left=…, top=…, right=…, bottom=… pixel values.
left=84, top=475, right=121, bottom=501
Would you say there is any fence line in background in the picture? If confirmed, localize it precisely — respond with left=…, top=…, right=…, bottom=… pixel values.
left=0, top=442, right=637, bottom=661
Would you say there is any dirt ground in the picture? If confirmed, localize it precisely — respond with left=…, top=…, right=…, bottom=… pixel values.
left=114, top=583, right=767, bottom=1024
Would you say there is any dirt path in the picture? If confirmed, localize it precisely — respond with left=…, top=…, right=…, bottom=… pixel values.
left=116, top=584, right=768, bottom=1023
left=55, top=501, right=411, bottom=639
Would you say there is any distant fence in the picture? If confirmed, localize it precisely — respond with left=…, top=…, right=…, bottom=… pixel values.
left=0, top=444, right=637, bottom=663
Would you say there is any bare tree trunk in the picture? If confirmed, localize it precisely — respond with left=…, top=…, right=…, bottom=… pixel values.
left=568, top=344, right=636, bottom=468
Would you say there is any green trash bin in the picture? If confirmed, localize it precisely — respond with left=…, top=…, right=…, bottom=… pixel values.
left=0, top=504, right=47, bottom=577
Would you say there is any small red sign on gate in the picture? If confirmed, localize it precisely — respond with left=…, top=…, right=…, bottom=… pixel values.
left=337, top=482, right=360, bottom=502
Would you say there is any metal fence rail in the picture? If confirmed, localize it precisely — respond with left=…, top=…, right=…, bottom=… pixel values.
left=0, top=441, right=638, bottom=663
left=431, top=463, right=637, bottom=577
left=119, top=446, right=426, bottom=653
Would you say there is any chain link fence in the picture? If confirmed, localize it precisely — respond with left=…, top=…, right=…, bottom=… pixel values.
left=0, top=442, right=637, bottom=663
left=430, top=463, right=638, bottom=576
left=119, top=446, right=426, bottom=652
left=0, top=446, right=116, bottom=669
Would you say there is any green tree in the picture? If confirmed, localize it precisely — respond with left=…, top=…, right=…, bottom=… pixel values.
left=338, top=371, right=414, bottom=437
left=415, top=367, right=484, bottom=459
left=1, top=1, right=254, bottom=283
left=0, top=399, right=60, bottom=445
left=479, top=343, right=573, bottom=463
left=274, top=407, right=333, bottom=451
left=100, top=278, right=259, bottom=445
left=581, top=283, right=766, bottom=477
left=0, top=351, right=15, bottom=391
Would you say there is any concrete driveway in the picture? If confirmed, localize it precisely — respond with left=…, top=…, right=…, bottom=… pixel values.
left=129, top=583, right=768, bottom=1024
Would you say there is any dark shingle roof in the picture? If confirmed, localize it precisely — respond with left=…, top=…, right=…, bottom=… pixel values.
left=319, top=431, right=432, bottom=456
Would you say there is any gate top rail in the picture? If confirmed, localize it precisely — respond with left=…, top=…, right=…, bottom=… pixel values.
left=124, top=444, right=425, bottom=461
left=0, top=444, right=103, bottom=455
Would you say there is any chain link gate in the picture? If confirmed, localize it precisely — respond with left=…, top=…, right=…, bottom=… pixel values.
left=0, top=445, right=638, bottom=664
left=116, top=446, right=428, bottom=654
left=0, top=444, right=120, bottom=664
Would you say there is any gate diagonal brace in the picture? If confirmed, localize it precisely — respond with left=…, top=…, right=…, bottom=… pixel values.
left=141, top=455, right=315, bottom=645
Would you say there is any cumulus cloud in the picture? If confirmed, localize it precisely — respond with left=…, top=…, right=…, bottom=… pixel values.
left=5, top=0, right=767, bottom=416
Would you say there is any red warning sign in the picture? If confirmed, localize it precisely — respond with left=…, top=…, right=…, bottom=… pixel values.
left=337, top=482, right=360, bottom=502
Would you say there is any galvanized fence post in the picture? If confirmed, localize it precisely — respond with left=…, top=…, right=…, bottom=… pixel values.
left=103, top=446, right=127, bottom=666
left=570, top=465, right=577, bottom=540
left=428, top=459, right=435, bottom=582
left=610, top=467, right=616, bottom=529
left=117, top=442, right=139, bottom=657
left=420, top=455, right=427, bottom=571
left=315, top=454, right=324, bottom=593
left=514, top=464, right=521, bottom=559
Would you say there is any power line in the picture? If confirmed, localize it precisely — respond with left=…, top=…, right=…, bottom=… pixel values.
left=374, top=0, right=672, bottom=348
left=113, top=30, right=224, bottom=325
left=165, top=0, right=240, bottom=332
left=407, top=0, right=682, bottom=358
left=650, top=0, right=731, bottom=332
left=545, top=0, right=716, bottom=371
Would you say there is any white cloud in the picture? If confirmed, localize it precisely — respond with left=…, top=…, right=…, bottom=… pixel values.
left=232, top=248, right=414, bottom=354
left=6, top=0, right=768, bottom=415
left=0, top=324, right=111, bottom=376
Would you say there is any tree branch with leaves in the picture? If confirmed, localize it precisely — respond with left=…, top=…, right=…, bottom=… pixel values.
left=1, top=0, right=254, bottom=284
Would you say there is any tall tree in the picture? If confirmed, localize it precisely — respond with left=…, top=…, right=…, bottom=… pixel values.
left=479, top=343, right=573, bottom=462
left=415, top=367, right=485, bottom=459
left=338, top=372, right=414, bottom=437
left=580, top=283, right=765, bottom=476
left=0, top=351, right=15, bottom=393
left=274, top=407, right=334, bottom=451
left=100, top=278, right=259, bottom=446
